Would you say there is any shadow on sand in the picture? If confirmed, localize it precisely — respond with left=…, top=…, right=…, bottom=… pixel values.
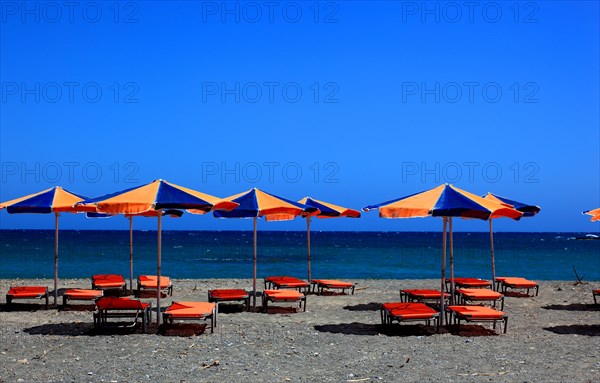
left=541, top=303, right=600, bottom=312
left=343, top=302, right=380, bottom=311
left=543, top=325, right=600, bottom=336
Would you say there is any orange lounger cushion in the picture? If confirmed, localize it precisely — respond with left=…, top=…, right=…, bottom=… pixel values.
left=456, top=289, right=503, bottom=300
left=65, top=289, right=103, bottom=299
left=382, top=302, right=438, bottom=320
left=7, top=286, right=47, bottom=298
left=138, top=275, right=171, bottom=288
left=448, top=278, right=491, bottom=287
left=499, top=277, right=537, bottom=288
left=264, top=289, right=304, bottom=301
left=209, top=289, right=249, bottom=300
left=96, top=297, right=150, bottom=311
left=400, top=289, right=450, bottom=301
left=262, top=289, right=306, bottom=312
left=312, top=279, right=353, bottom=288
left=92, top=274, right=126, bottom=288
left=447, top=305, right=506, bottom=319
left=165, top=302, right=216, bottom=318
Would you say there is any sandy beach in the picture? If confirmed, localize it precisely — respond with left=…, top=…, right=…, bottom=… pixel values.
left=0, top=278, right=598, bottom=383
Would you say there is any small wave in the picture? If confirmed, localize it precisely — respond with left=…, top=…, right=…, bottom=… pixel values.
left=173, top=245, right=183, bottom=249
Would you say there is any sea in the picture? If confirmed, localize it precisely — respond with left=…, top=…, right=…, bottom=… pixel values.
left=0, top=230, right=599, bottom=281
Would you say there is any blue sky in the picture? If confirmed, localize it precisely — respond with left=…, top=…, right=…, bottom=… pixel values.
left=1, top=1, right=598, bottom=232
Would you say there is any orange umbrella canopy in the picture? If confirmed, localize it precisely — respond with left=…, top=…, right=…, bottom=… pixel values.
left=364, top=184, right=523, bottom=220
left=0, top=186, right=95, bottom=213
left=78, top=179, right=237, bottom=214
left=0, top=186, right=95, bottom=305
left=583, top=208, right=600, bottom=222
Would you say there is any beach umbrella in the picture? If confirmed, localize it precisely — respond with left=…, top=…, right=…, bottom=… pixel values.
left=77, top=179, right=237, bottom=325
left=583, top=208, right=600, bottom=222
left=270, top=197, right=360, bottom=281
left=483, top=193, right=541, bottom=289
left=363, top=184, right=522, bottom=326
left=210, top=188, right=319, bottom=308
left=0, top=186, right=96, bottom=305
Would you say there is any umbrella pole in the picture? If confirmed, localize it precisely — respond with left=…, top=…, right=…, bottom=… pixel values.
left=490, top=219, right=496, bottom=291
left=129, top=216, right=134, bottom=293
left=253, top=217, right=257, bottom=309
left=449, top=217, right=455, bottom=304
left=157, top=211, right=162, bottom=325
left=307, top=217, right=311, bottom=282
left=440, top=217, right=448, bottom=328
left=54, top=212, right=59, bottom=306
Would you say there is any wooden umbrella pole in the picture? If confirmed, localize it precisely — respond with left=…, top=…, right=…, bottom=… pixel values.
left=156, top=211, right=162, bottom=325
left=489, top=219, right=496, bottom=291
left=307, top=217, right=311, bottom=282
left=54, top=212, right=59, bottom=306
left=440, top=217, right=448, bottom=328
left=253, top=217, right=257, bottom=309
left=129, top=216, right=134, bottom=293
left=449, top=217, right=455, bottom=305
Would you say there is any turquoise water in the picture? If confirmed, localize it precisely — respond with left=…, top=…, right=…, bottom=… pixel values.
left=0, top=230, right=598, bottom=281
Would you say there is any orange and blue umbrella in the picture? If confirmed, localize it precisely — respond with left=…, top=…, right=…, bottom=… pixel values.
left=213, top=188, right=319, bottom=308
left=0, top=186, right=95, bottom=305
left=77, top=179, right=237, bottom=324
left=364, top=184, right=522, bottom=326
left=483, top=193, right=541, bottom=288
left=583, top=208, right=600, bottom=222
left=298, top=197, right=360, bottom=282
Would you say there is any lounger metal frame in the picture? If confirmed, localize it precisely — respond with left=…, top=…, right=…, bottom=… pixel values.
left=446, top=306, right=508, bottom=334
left=311, top=280, right=355, bottom=295
left=91, top=274, right=126, bottom=293
left=137, top=276, right=173, bottom=297
left=93, top=299, right=152, bottom=333
left=455, top=290, right=505, bottom=310
left=262, top=290, right=306, bottom=313
left=593, top=290, right=599, bottom=305
left=6, top=287, right=49, bottom=309
left=399, top=289, right=450, bottom=305
left=162, top=305, right=216, bottom=333
left=380, top=303, right=440, bottom=330
left=264, top=278, right=310, bottom=294
left=495, top=279, right=539, bottom=297
left=62, top=290, right=103, bottom=309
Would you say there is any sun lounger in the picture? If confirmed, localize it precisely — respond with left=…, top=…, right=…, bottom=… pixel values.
left=6, top=286, right=49, bottom=309
left=399, top=289, right=450, bottom=304
left=92, top=274, right=126, bottom=292
left=137, top=275, right=173, bottom=297
left=455, top=288, right=504, bottom=310
left=446, top=278, right=492, bottom=289
left=495, top=277, right=539, bottom=296
left=93, top=297, right=151, bottom=333
left=311, top=279, right=355, bottom=295
left=594, top=289, right=600, bottom=305
left=447, top=305, right=508, bottom=334
left=63, top=289, right=103, bottom=308
left=380, top=302, right=440, bottom=329
left=262, top=289, right=306, bottom=313
left=163, top=301, right=216, bottom=333
left=264, top=276, right=310, bottom=293
left=208, top=289, right=250, bottom=312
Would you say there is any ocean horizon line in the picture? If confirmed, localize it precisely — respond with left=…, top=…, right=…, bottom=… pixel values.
left=0, top=228, right=597, bottom=234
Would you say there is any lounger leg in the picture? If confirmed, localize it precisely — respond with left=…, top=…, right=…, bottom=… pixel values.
left=594, top=293, right=598, bottom=305
left=503, top=317, right=508, bottom=334
left=63, top=295, right=67, bottom=309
